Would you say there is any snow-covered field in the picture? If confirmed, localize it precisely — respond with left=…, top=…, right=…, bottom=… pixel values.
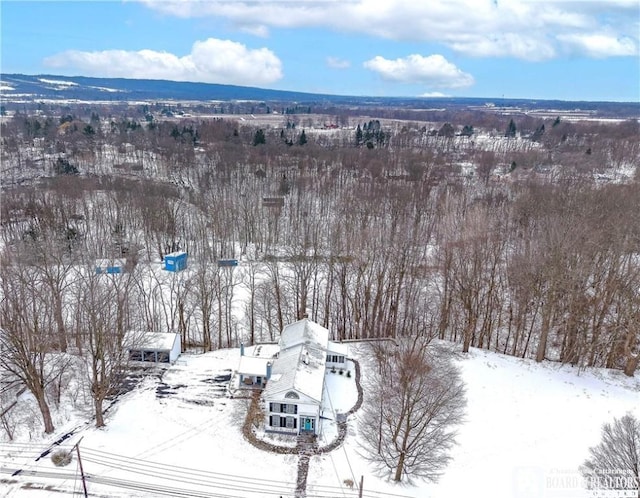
left=1, top=345, right=638, bottom=497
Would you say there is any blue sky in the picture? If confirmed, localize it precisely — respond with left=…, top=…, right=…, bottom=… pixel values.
left=1, top=0, right=639, bottom=101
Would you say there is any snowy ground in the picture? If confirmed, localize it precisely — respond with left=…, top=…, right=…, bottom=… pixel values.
left=1, top=345, right=638, bottom=498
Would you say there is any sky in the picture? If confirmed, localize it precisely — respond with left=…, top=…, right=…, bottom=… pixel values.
left=1, top=0, right=639, bottom=102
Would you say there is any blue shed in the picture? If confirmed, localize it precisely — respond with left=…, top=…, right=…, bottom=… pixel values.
left=95, top=258, right=126, bottom=275
left=218, top=259, right=239, bottom=268
left=164, top=251, right=188, bottom=272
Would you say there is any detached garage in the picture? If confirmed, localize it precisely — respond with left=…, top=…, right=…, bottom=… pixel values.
left=124, top=331, right=181, bottom=364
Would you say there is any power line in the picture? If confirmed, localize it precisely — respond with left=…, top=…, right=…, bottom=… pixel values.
left=81, top=446, right=296, bottom=488
left=1, top=453, right=416, bottom=498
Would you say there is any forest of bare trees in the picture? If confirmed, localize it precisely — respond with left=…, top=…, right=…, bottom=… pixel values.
left=0, top=102, right=638, bottom=434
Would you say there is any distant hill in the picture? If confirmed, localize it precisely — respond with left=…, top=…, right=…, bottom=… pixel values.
left=1, top=73, right=638, bottom=117
left=0, top=73, right=341, bottom=103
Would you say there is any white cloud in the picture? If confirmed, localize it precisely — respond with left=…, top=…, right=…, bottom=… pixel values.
left=364, top=54, right=474, bottom=89
left=237, top=24, right=270, bottom=38
left=326, top=56, right=351, bottom=69
left=139, top=0, right=639, bottom=61
left=556, top=33, right=638, bottom=58
left=448, top=33, right=558, bottom=61
left=43, top=38, right=283, bottom=86
left=421, top=92, right=449, bottom=97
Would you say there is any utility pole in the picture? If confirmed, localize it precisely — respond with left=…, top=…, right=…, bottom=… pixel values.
left=358, top=475, right=364, bottom=498
left=73, top=437, right=88, bottom=498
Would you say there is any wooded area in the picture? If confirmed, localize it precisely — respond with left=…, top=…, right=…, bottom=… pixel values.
left=1, top=102, right=638, bottom=435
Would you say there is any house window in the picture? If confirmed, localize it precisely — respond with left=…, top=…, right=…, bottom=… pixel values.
left=270, top=415, right=280, bottom=427
left=285, top=391, right=299, bottom=399
left=286, top=417, right=297, bottom=429
left=269, top=403, right=297, bottom=414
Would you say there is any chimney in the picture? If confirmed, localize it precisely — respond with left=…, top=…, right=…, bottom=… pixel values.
left=240, top=343, right=244, bottom=356
left=266, top=362, right=272, bottom=380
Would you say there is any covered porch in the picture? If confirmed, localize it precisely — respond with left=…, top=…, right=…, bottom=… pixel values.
left=236, top=355, right=272, bottom=389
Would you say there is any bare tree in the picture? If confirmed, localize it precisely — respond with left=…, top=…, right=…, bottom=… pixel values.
left=359, top=336, right=466, bottom=483
left=74, top=267, right=133, bottom=428
left=580, top=413, right=640, bottom=497
left=0, top=254, right=70, bottom=434
left=188, top=263, right=218, bottom=351
left=241, top=262, right=264, bottom=345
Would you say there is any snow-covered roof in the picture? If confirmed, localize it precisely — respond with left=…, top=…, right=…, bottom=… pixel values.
left=279, top=318, right=329, bottom=351
left=165, top=251, right=187, bottom=258
left=124, top=331, right=179, bottom=351
left=327, top=341, right=349, bottom=356
left=237, top=356, right=271, bottom=377
left=263, top=343, right=325, bottom=404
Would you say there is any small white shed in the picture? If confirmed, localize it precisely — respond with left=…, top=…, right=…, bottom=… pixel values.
left=124, top=331, right=181, bottom=364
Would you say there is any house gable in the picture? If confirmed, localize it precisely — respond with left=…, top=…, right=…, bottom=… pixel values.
left=279, top=318, right=329, bottom=351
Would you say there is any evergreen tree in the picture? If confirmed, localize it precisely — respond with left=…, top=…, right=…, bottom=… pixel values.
left=438, top=123, right=455, bottom=138
left=298, top=129, right=307, bottom=146
left=461, top=125, right=474, bottom=137
left=253, top=128, right=266, bottom=146
left=54, top=158, right=79, bottom=175
left=505, top=119, right=517, bottom=138
left=278, top=174, right=291, bottom=195
left=355, top=124, right=363, bottom=146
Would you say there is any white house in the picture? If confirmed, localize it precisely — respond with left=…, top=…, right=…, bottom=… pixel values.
left=124, top=331, right=181, bottom=364
left=259, top=318, right=349, bottom=436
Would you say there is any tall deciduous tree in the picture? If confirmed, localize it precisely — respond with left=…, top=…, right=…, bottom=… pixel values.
left=0, top=254, right=70, bottom=434
left=75, top=268, right=133, bottom=428
left=359, top=337, right=466, bottom=482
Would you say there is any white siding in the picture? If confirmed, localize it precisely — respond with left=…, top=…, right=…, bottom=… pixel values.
left=169, top=335, right=181, bottom=362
